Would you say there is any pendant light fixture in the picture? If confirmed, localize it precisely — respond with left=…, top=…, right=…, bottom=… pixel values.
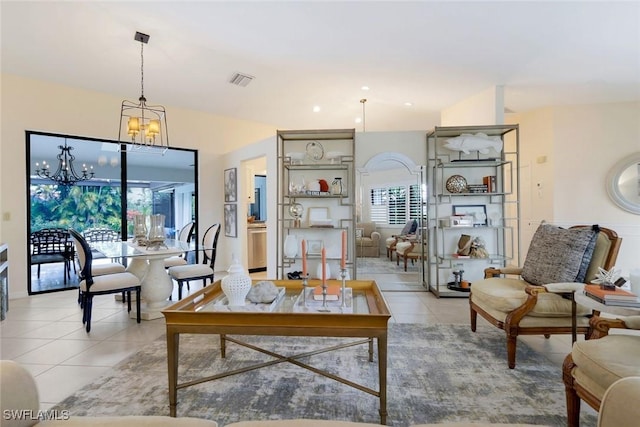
left=35, top=139, right=95, bottom=186
left=360, top=98, right=367, bottom=132
left=118, top=31, right=169, bottom=154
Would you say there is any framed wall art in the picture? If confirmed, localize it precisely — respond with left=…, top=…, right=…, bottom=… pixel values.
left=224, top=204, right=237, bottom=237
left=306, top=239, right=323, bottom=256
left=224, top=168, right=237, bottom=202
left=452, top=204, right=487, bottom=226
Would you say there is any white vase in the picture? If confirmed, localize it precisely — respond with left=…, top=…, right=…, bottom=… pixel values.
left=315, top=262, right=331, bottom=280
left=221, top=258, right=252, bottom=306
left=283, top=234, right=298, bottom=258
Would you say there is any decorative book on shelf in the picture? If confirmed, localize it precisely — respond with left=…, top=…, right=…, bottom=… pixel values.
left=584, top=284, right=638, bottom=303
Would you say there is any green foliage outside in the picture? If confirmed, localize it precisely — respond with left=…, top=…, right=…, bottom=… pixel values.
left=30, top=184, right=152, bottom=236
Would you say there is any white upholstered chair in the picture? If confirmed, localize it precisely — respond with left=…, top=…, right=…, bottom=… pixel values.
left=69, top=229, right=141, bottom=332
left=168, top=223, right=221, bottom=299
left=164, top=221, right=195, bottom=268
left=385, top=219, right=418, bottom=260
left=395, top=239, right=426, bottom=271
left=563, top=315, right=640, bottom=427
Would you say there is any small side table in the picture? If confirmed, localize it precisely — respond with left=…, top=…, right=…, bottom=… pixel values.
left=574, top=292, right=640, bottom=318
left=567, top=291, right=640, bottom=344
left=544, top=282, right=586, bottom=344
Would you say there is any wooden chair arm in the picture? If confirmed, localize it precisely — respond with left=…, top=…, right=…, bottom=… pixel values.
left=484, top=266, right=523, bottom=279
left=588, top=316, right=630, bottom=339
left=525, top=285, right=549, bottom=296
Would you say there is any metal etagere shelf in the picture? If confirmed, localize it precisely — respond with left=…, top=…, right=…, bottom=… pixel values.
left=277, top=129, right=356, bottom=280
left=426, top=124, right=521, bottom=298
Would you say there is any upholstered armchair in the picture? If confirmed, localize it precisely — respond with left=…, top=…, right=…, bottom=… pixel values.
left=563, top=315, right=640, bottom=427
left=470, top=224, right=622, bottom=368
left=355, top=222, right=381, bottom=257
left=395, top=239, right=426, bottom=271
left=384, top=219, right=417, bottom=260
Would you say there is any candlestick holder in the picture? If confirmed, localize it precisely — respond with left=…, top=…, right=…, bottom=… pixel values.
left=321, top=280, right=328, bottom=308
left=340, top=268, right=347, bottom=307
left=301, top=274, right=309, bottom=307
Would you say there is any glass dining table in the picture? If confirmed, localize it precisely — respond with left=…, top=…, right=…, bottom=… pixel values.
left=91, top=239, right=190, bottom=320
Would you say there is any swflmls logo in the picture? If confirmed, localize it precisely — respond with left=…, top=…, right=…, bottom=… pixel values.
left=3, top=409, right=70, bottom=421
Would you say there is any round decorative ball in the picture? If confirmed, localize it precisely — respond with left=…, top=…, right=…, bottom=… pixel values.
left=446, top=175, right=468, bottom=193
left=288, top=202, right=303, bottom=219
left=221, top=259, right=252, bottom=306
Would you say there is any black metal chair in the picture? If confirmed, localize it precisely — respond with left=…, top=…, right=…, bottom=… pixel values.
left=69, top=229, right=141, bottom=332
left=30, top=228, right=74, bottom=284
left=168, top=223, right=220, bottom=299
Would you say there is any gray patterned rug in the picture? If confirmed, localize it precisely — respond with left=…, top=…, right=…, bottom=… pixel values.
left=52, top=324, right=596, bottom=427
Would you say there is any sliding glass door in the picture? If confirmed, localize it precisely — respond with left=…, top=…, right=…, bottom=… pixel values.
left=27, top=131, right=197, bottom=295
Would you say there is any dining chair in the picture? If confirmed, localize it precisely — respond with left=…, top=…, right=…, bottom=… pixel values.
left=164, top=221, right=195, bottom=269
left=69, top=229, right=141, bottom=332
left=30, top=228, right=74, bottom=284
left=168, top=223, right=220, bottom=300
left=73, top=230, right=127, bottom=306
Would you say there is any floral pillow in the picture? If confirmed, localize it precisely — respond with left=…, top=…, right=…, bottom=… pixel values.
left=521, top=224, right=599, bottom=286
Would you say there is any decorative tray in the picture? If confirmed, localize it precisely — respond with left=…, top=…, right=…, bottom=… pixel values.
left=205, top=287, right=286, bottom=312
left=292, top=287, right=353, bottom=313
left=447, top=282, right=471, bottom=292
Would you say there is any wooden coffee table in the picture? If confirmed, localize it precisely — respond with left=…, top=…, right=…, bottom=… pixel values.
left=162, top=279, right=392, bottom=424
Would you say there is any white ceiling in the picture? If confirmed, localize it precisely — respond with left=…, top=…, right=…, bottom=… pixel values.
left=2, top=1, right=640, bottom=132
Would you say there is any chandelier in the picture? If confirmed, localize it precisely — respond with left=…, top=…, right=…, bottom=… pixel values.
left=118, top=31, right=169, bottom=154
left=35, top=140, right=95, bottom=186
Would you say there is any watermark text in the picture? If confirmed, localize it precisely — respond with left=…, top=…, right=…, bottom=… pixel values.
left=3, top=409, right=70, bottom=421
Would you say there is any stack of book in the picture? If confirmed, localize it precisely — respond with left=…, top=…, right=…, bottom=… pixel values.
left=584, top=284, right=640, bottom=307
left=483, top=175, right=497, bottom=192
left=467, top=184, right=488, bottom=193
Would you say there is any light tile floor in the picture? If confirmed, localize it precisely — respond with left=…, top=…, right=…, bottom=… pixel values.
left=1, top=270, right=577, bottom=412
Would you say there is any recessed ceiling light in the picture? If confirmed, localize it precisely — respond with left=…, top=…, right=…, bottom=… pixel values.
left=313, top=105, right=321, bottom=113
left=361, top=86, right=370, bottom=91
left=355, top=117, right=362, bottom=124
left=404, top=102, right=413, bottom=107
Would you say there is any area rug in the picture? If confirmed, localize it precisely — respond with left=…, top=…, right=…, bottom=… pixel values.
left=52, top=324, right=596, bottom=427
left=356, top=256, right=419, bottom=275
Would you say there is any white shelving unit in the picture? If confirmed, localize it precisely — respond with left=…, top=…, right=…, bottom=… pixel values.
left=277, top=129, right=356, bottom=280
left=426, top=124, right=520, bottom=298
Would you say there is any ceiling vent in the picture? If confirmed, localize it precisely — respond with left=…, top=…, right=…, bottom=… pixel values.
left=229, top=72, right=254, bottom=87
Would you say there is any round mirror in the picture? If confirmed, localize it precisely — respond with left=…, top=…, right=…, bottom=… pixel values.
left=606, top=152, right=640, bottom=215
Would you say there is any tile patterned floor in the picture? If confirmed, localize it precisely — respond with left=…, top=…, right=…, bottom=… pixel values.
left=2, top=265, right=577, bottom=412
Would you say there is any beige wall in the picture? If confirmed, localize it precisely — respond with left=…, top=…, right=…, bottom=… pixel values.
left=1, top=74, right=276, bottom=298
left=512, top=102, right=640, bottom=276
left=441, top=86, right=505, bottom=126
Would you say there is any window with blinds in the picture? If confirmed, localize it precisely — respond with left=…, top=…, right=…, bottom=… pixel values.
left=370, top=184, right=422, bottom=225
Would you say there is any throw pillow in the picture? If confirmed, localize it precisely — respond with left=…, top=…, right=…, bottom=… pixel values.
left=521, top=224, right=599, bottom=286
left=400, top=220, right=415, bottom=236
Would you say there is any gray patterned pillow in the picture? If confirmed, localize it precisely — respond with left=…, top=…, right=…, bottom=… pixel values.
left=521, top=224, right=599, bottom=286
